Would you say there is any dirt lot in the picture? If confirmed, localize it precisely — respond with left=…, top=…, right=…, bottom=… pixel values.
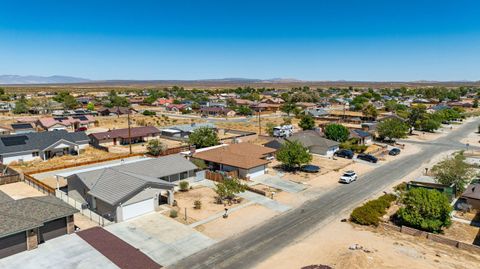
left=256, top=220, right=480, bottom=269
left=443, top=222, right=480, bottom=245
left=164, top=186, right=247, bottom=225
left=9, top=147, right=126, bottom=173
left=95, top=114, right=200, bottom=129
left=0, top=181, right=46, bottom=199
left=196, top=204, right=278, bottom=240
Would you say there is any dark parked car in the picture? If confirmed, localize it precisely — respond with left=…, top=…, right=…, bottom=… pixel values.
left=301, top=165, right=320, bottom=173
left=334, top=149, right=354, bottom=159
left=75, top=126, right=87, bottom=132
left=389, top=148, right=401, bottom=156
left=357, top=153, right=378, bottom=163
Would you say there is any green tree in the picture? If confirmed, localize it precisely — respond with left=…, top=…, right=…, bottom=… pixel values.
left=146, top=139, right=167, bottom=156
left=63, top=94, right=78, bottom=109
left=298, top=114, right=315, bottom=130
left=214, top=178, right=247, bottom=202
left=362, top=103, right=378, bottom=120
left=276, top=140, right=312, bottom=171
left=397, top=188, right=452, bottom=233
left=407, top=105, right=427, bottom=133
left=13, top=95, right=29, bottom=114
left=419, top=118, right=441, bottom=132
left=324, top=123, right=349, bottom=142
left=86, top=102, right=95, bottom=111
left=473, top=99, right=479, bottom=108
left=431, top=152, right=475, bottom=194
left=188, top=127, right=219, bottom=149
left=237, top=105, right=253, bottom=116
left=280, top=102, right=296, bottom=116
left=376, top=118, right=409, bottom=141
left=265, top=122, right=276, bottom=136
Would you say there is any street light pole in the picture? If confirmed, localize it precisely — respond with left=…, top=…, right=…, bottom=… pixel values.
left=127, top=108, right=132, bottom=155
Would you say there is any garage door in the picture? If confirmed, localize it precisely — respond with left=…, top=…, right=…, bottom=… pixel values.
left=0, top=232, right=27, bottom=258
left=121, top=198, right=154, bottom=221
left=248, top=166, right=265, bottom=179
left=40, top=218, right=67, bottom=242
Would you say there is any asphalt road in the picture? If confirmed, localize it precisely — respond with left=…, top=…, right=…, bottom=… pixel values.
left=171, top=118, right=479, bottom=269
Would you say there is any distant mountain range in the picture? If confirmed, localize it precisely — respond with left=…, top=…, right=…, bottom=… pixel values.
left=0, top=75, right=478, bottom=86
left=0, top=75, right=91, bottom=84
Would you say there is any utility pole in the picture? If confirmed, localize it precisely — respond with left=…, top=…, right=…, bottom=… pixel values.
left=258, top=109, right=261, bottom=135
left=127, top=108, right=132, bottom=155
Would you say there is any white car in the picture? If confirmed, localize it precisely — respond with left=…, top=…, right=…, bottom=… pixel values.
left=339, top=171, right=358, bottom=184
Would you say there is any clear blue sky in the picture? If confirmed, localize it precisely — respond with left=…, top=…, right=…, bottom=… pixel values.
left=0, top=0, right=479, bottom=81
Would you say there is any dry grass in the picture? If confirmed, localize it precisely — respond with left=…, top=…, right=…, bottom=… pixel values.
left=10, top=147, right=123, bottom=173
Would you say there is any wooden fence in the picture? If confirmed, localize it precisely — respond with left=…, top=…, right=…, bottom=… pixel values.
left=25, top=153, right=144, bottom=174
left=157, top=145, right=190, bottom=157
left=23, top=173, right=56, bottom=195
left=379, top=223, right=480, bottom=254
left=0, top=166, right=21, bottom=185
left=205, top=170, right=267, bottom=196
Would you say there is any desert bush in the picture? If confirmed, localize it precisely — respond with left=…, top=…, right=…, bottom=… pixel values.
left=169, top=209, right=178, bottom=218
left=194, top=200, right=202, bottom=209
left=179, top=181, right=189, bottom=192
left=350, top=194, right=397, bottom=226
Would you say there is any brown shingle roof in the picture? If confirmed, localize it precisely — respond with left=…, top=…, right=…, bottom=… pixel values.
left=89, top=126, right=160, bottom=140
left=193, top=143, right=275, bottom=170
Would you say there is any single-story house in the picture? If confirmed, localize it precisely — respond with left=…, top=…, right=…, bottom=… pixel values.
left=166, top=104, right=190, bottom=112
left=97, top=107, right=134, bottom=116
left=192, top=143, right=275, bottom=179
left=349, top=129, right=373, bottom=145
left=89, top=126, right=160, bottom=146
left=461, top=183, right=480, bottom=210
left=0, top=193, right=77, bottom=258
left=66, top=155, right=197, bottom=222
left=152, top=98, right=174, bottom=107
left=10, top=123, right=36, bottom=134
left=265, top=131, right=340, bottom=157
left=305, top=107, right=329, bottom=118
left=160, top=123, right=216, bottom=140
left=200, top=107, right=236, bottom=117
left=37, top=115, right=95, bottom=131
left=0, top=130, right=89, bottom=164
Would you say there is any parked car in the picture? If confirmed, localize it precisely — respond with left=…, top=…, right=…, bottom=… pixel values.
left=339, top=170, right=357, bottom=184
left=75, top=126, right=87, bottom=132
left=334, top=149, right=354, bottom=159
left=388, top=148, right=401, bottom=156
left=357, top=153, right=378, bottom=163
left=301, top=164, right=320, bottom=173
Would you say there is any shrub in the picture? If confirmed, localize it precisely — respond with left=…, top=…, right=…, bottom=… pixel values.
left=169, top=209, right=178, bottom=218
left=179, top=181, right=189, bottom=192
left=397, top=188, right=452, bottom=233
left=194, top=200, right=202, bottom=209
left=142, top=110, right=156, bottom=116
left=350, top=194, right=397, bottom=226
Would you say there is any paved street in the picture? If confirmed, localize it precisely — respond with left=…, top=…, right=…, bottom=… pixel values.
left=171, top=118, right=480, bottom=269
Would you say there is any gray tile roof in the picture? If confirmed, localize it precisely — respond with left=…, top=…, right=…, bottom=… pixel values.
left=0, top=196, right=78, bottom=237
left=163, top=123, right=215, bottom=133
left=0, top=130, right=89, bottom=154
left=69, top=154, right=196, bottom=206
left=287, top=131, right=339, bottom=152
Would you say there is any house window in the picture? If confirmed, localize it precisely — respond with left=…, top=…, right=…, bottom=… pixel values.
left=32, top=151, right=39, bottom=157
left=180, top=172, right=188, bottom=180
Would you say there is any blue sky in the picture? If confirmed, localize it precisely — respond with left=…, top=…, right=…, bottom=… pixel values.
left=0, top=0, right=479, bottom=81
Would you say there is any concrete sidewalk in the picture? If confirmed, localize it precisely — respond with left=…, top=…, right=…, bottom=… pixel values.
left=238, top=191, right=291, bottom=213
left=252, top=174, right=306, bottom=193
left=106, top=213, right=216, bottom=266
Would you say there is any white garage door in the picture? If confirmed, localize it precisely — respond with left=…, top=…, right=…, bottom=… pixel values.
left=248, top=166, right=265, bottom=179
left=121, top=198, right=154, bottom=221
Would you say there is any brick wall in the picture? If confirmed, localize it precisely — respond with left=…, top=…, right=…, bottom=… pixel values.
left=427, top=233, right=459, bottom=247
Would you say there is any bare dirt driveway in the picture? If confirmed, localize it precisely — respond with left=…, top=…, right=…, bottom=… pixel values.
left=170, top=117, right=480, bottom=269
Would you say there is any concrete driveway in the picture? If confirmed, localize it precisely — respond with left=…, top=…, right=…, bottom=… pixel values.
left=0, top=234, right=118, bottom=269
left=252, top=174, right=306, bottom=193
left=105, top=212, right=216, bottom=266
